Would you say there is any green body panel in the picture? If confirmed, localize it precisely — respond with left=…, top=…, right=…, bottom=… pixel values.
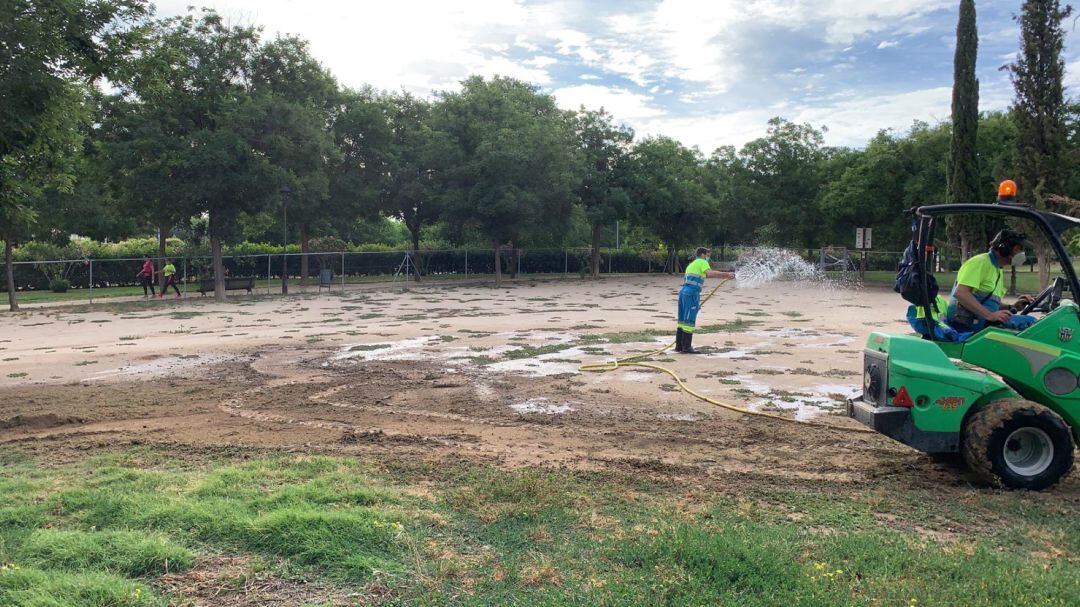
left=866, top=333, right=1015, bottom=433
left=957, top=303, right=1080, bottom=431
left=869, top=302, right=1080, bottom=437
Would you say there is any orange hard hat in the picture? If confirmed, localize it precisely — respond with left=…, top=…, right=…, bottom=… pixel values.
left=998, top=179, right=1017, bottom=198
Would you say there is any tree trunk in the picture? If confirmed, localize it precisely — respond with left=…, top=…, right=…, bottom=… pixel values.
left=157, top=222, right=168, bottom=287
left=411, top=228, right=422, bottom=282
left=509, top=241, right=518, bottom=279
left=590, top=223, right=602, bottom=280
left=300, top=223, right=309, bottom=286
left=5, top=239, right=18, bottom=312
left=959, top=233, right=971, bottom=262
left=210, top=211, right=226, bottom=301
left=1037, top=247, right=1051, bottom=290
left=493, top=240, right=502, bottom=287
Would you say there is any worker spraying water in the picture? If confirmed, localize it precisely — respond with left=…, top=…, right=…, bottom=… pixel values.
left=675, top=247, right=735, bottom=354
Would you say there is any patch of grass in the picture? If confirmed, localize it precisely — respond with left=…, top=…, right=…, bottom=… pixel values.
left=73, top=360, right=98, bottom=367
left=17, top=529, right=193, bottom=577
left=6, top=373, right=27, bottom=378
left=348, top=343, right=391, bottom=352
left=0, top=566, right=162, bottom=607
left=2, top=448, right=1077, bottom=606
left=502, top=344, right=574, bottom=360
left=697, top=318, right=759, bottom=333
left=167, top=311, right=203, bottom=320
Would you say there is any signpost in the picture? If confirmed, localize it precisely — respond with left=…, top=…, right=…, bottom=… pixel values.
left=855, top=228, right=872, bottom=279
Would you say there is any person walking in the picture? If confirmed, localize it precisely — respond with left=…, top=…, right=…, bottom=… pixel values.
left=157, top=258, right=181, bottom=299
left=136, top=256, right=156, bottom=298
left=676, top=247, right=735, bottom=354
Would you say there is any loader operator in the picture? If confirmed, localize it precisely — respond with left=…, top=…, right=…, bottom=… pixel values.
left=946, top=227, right=1036, bottom=333
left=676, top=247, right=735, bottom=354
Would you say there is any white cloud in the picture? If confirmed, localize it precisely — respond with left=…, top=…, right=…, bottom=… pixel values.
left=152, top=0, right=565, bottom=93
left=552, top=84, right=664, bottom=119
left=579, top=74, right=602, bottom=80
left=877, top=40, right=899, bottom=49
left=525, top=55, right=559, bottom=68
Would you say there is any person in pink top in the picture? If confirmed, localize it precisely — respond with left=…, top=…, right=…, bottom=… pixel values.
left=136, top=256, right=156, bottom=298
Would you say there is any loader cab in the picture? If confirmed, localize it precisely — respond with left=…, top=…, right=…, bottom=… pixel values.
left=909, top=203, right=1080, bottom=351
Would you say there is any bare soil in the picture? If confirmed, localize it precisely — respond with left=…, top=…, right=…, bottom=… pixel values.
left=2, top=275, right=1077, bottom=501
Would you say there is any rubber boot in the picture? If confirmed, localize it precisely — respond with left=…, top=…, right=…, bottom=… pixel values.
left=674, top=328, right=685, bottom=352
left=682, top=331, right=699, bottom=354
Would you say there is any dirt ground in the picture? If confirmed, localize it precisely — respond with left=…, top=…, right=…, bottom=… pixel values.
left=1, top=274, right=1077, bottom=498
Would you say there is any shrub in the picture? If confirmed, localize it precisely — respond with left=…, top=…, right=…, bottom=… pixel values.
left=49, top=278, right=70, bottom=293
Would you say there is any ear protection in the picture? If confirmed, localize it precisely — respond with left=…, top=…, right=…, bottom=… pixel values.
left=990, top=230, right=1027, bottom=257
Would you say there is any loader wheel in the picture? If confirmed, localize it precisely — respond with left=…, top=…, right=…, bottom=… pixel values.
left=962, top=398, right=1074, bottom=490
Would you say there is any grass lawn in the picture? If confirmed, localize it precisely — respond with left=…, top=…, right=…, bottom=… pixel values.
left=9, top=272, right=603, bottom=306
left=850, top=269, right=1057, bottom=295
left=0, top=447, right=1076, bottom=606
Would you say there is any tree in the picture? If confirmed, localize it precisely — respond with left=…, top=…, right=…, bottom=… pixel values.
left=100, top=95, right=190, bottom=272
left=627, top=136, right=715, bottom=272
left=123, top=9, right=281, bottom=300
left=438, top=76, right=579, bottom=286
left=738, top=118, right=827, bottom=247
left=573, top=108, right=633, bottom=279
left=249, top=36, right=340, bottom=285
left=380, top=93, right=457, bottom=277
left=947, top=0, right=984, bottom=260
left=1, top=0, right=148, bottom=310
left=328, top=88, right=391, bottom=242
left=1008, top=0, right=1073, bottom=287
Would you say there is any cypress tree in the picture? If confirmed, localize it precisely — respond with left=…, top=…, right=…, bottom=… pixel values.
left=946, top=0, right=982, bottom=260
left=1008, top=0, right=1073, bottom=288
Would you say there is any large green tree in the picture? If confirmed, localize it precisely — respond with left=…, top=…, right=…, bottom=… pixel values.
left=946, top=0, right=984, bottom=259
left=627, top=136, right=715, bottom=272
left=1009, top=0, right=1073, bottom=287
left=738, top=118, right=827, bottom=247
left=573, top=108, right=633, bottom=279
left=249, top=36, right=340, bottom=285
left=438, top=76, right=579, bottom=285
left=1, top=0, right=148, bottom=310
left=380, top=93, right=457, bottom=274
left=122, top=9, right=281, bottom=300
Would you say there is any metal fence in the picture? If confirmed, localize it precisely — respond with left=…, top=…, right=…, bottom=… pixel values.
left=7, top=245, right=1053, bottom=306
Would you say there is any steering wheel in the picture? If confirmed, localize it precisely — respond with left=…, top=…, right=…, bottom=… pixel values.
left=1019, top=277, right=1063, bottom=315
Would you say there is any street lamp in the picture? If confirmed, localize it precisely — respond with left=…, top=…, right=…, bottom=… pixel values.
left=280, top=185, right=292, bottom=295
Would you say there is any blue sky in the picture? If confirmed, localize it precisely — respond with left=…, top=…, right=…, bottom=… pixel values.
left=153, top=1, right=1080, bottom=150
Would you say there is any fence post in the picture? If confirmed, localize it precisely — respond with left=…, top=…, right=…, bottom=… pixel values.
left=608, top=252, right=612, bottom=275
left=267, top=254, right=272, bottom=295
left=464, top=249, right=468, bottom=278
left=564, top=249, right=568, bottom=277
left=341, top=252, right=345, bottom=292
left=88, top=259, right=93, bottom=305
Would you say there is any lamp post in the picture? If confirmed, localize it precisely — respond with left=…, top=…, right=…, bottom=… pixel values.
left=280, top=185, right=292, bottom=295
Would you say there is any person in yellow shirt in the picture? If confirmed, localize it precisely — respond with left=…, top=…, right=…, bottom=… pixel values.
left=676, top=247, right=735, bottom=354
left=947, top=229, right=1034, bottom=332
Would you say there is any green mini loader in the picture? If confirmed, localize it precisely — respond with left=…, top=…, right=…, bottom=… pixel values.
left=848, top=202, right=1079, bottom=490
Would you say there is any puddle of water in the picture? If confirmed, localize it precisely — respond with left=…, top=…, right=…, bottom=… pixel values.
left=658, top=412, right=701, bottom=422
left=87, top=353, right=234, bottom=381
left=510, top=398, right=575, bottom=414
left=332, top=336, right=440, bottom=361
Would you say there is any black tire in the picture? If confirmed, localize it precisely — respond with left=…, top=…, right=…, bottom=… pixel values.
left=962, top=398, right=1074, bottom=490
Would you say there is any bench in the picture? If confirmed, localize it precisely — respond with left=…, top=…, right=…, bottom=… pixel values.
left=198, top=276, right=256, bottom=295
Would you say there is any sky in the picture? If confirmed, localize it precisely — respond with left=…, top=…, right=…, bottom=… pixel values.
left=151, top=0, right=1080, bottom=151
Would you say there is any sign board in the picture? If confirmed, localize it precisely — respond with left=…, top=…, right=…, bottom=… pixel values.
left=855, top=227, right=872, bottom=250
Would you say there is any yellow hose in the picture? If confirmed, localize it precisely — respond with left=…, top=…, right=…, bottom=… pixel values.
left=579, top=279, right=875, bottom=434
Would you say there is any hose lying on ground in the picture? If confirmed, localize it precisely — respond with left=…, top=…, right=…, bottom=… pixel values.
left=579, top=279, right=875, bottom=434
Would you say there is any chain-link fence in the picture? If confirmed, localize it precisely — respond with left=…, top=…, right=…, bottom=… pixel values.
left=7, top=245, right=1058, bottom=307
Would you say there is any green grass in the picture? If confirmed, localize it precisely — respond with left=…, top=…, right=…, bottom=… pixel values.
left=0, top=447, right=1076, bottom=606
left=856, top=269, right=1053, bottom=294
